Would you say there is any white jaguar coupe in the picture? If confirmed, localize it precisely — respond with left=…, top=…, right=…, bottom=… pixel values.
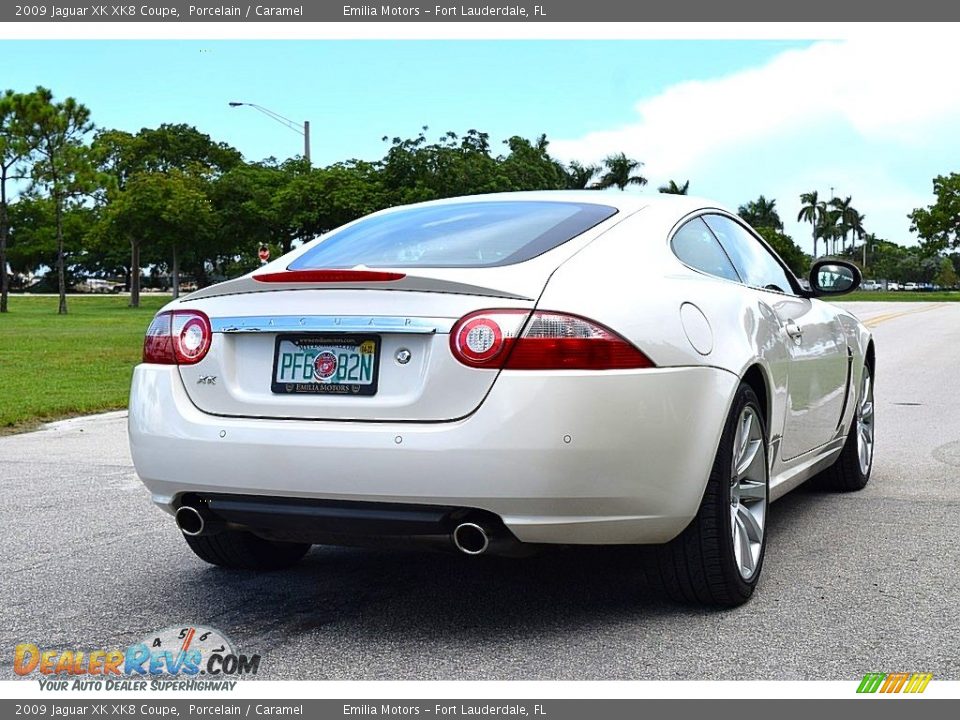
left=129, top=191, right=874, bottom=606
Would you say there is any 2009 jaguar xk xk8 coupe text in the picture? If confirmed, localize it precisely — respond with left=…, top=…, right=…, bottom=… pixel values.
left=129, top=191, right=874, bottom=606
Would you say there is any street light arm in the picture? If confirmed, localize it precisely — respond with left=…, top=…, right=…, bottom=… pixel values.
left=229, top=101, right=311, bottom=164
left=229, top=102, right=304, bottom=136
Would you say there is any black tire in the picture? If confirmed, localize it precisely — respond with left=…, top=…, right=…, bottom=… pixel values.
left=812, top=363, right=874, bottom=492
left=646, top=383, right=769, bottom=607
left=183, top=530, right=310, bottom=570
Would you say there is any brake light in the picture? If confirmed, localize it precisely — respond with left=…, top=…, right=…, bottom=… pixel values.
left=253, top=270, right=406, bottom=283
left=143, top=310, right=212, bottom=365
left=449, top=310, right=654, bottom=370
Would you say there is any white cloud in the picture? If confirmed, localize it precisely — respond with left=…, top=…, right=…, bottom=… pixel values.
left=550, top=39, right=960, bottom=250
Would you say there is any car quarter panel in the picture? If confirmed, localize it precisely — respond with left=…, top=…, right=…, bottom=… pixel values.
left=537, top=204, right=792, bottom=441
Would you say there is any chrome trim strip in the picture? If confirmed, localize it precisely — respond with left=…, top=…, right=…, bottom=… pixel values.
left=210, top=315, right=456, bottom=334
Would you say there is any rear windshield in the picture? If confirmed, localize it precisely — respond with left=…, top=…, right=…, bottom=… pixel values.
left=288, top=201, right=618, bottom=269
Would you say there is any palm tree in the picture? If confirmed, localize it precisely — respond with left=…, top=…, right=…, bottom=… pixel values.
left=829, top=196, right=858, bottom=253
left=847, top=208, right=865, bottom=254
left=566, top=161, right=600, bottom=190
left=818, top=208, right=842, bottom=255
left=594, top=153, right=647, bottom=191
left=658, top=179, right=690, bottom=195
left=738, top=195, right=783, bottom=230
left=798, top=191, right=827, bottom=258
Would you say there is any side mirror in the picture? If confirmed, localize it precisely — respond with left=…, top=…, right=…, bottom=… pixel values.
left=808, top=259, right=861, bottom=296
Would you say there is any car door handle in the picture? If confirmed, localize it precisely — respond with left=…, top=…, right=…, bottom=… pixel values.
left=784, top=320, right=803, bottom=342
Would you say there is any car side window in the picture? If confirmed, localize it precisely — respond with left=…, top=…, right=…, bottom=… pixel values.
left=702, top=214, right=797, bottom=295
left=670, top=217, right=741, bottom=283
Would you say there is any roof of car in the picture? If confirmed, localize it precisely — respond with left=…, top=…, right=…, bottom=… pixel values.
left=400, top=190, right=723, bottom=215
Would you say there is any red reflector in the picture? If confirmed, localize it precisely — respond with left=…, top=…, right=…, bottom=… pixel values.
left=253, top=270, right=406, bottom=283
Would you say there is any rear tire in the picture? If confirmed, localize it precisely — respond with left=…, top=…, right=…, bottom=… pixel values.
left=647, top=383, right=769, bottom=607
left=183, top=530, right=310, bottom=570
left=812, top=363, right=874, bottom=492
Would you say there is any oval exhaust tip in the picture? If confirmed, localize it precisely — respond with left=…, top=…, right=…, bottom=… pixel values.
left=175, top=505, right=205, bottom=537
left=453, top=522, right=489, bottom=555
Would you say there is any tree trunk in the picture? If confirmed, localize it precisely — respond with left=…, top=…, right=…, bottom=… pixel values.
left=171, top=243, right=180, bottom=299
left=129, top=238, right=141, bottom=308
left=55, top=195, right=67, bottom=315
left=812, top=229, right=817, bottom=259
left=0, top=174, right=8, bottom=314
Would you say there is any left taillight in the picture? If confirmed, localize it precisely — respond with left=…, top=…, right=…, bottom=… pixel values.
left=143, top=310, right=212, bottom=365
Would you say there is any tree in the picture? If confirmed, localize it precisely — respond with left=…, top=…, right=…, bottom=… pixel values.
left=818, top=208, right=843, bottom=255
left=0, top=89, right=44, bottom=312
left=797, top=190, right=827, bottom=258
left=738, top=195, right=782, bottom=231
left=910, top=173, right=960, bottom=252
left=934, top=256, right=958, bottom=288
left=500, top=134, right=569, bottom=191
left=828, top=196, right=862, bottom=253
left=754, top=226, right=810, bottom=277
left=658, top=179, right=690, bottom=195
left=25, top=88, right=96, bottom=314
left=594, top=153, right=647, bottom=191
left=7, top=196, right=96, bottom=290
left=566, top=161, right=599, bottom=189
left=95, top=169, right=214, bottom=298
left=92, top=124, right=241, bottom=305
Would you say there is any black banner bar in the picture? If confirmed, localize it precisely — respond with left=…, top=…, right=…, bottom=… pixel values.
left=3, top=0, right=960, bottom=22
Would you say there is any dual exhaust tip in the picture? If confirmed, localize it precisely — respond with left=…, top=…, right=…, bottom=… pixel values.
left=175, top=504, right=222, bottom=537
left=176, top=501, right=510, bottom=557
left=452, top=522, right=491, bottom=555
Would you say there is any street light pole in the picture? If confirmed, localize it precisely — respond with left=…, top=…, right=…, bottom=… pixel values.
left=228, top=101, right=311, bottom=164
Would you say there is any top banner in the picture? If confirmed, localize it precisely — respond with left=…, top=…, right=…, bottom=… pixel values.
left=5, top=0, right=960, bottom=22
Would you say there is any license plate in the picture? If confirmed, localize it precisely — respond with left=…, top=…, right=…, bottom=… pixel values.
left=272, top=335, right=380, bottom=395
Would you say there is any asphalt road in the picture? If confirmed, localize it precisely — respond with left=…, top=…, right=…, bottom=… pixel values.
left=2, top=301, right=959, bottom=681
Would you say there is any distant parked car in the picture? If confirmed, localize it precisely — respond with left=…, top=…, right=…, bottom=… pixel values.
left=904, top=282, right=919, bottom=291
left=861, top=280, right=881, bottom=291
left=887, top=282, right=901, bottom=291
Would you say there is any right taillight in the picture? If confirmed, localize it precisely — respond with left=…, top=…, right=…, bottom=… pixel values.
left=143, top=310, right=212, bottom=365
left=449, top=310, right=654, bottom=371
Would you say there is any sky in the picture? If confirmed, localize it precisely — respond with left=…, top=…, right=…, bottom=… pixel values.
left=0, top=39, right=955, bottom=253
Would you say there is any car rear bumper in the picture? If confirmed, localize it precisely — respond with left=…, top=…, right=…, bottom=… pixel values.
left=128, top=363, right=738, bottom=545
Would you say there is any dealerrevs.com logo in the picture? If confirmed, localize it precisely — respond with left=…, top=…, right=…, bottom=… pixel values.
left=14, top=625, right=260, bottom=691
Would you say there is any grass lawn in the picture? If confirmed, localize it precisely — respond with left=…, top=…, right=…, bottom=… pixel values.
left=0, top=294, right=170, bottom=434
left=837, top=290, right=960, bottom=302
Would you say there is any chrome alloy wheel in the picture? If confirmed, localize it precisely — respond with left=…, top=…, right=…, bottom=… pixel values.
left=857, top=366, right=875, bottom=476
left=730, top=406, right=767, bottom=580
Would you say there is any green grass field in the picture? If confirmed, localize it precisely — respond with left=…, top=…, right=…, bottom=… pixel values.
left=0, top=295, right=169, bottom=433
left=838, top=290, right=960, bottom=302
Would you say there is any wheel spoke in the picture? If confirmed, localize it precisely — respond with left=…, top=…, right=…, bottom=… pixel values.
left=736, top=516, right=756, bottom=574
left=738, top=479, right=766, bottom=502
left=736, top=438, right=763, bottom=478
left=738, top=504, right=763, bottom=543
left=732, top=519, right=744, bottom=570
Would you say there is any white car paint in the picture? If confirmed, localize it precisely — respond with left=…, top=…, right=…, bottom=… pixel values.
left=128, top=191, right=872, bottom=547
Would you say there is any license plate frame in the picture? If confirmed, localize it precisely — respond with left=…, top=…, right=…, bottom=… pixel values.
left=271, top=334, right=381, bottom=396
